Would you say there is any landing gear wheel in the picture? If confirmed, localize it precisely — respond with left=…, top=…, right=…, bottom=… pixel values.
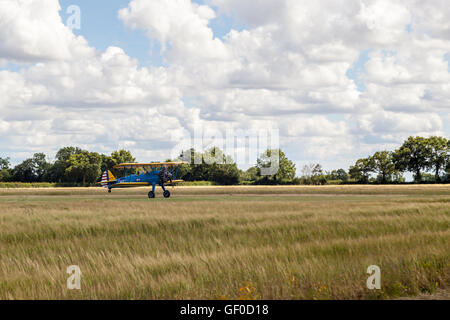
left=163, top=190, right=171, bottom=198
left=148, top=191, right=155, bottom=198
left=108, top=189, right=112, bottom=193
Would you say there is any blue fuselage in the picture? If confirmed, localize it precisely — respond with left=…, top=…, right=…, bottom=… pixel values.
left=114, top=172, right=158, bottom=185
left=108, top=166, right=179, bottom=194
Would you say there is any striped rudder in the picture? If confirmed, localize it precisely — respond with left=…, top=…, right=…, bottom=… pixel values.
left=100, top=171, right=109, bottom=188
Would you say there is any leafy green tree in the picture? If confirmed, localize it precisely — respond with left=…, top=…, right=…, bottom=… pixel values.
left=421, top=173, right=437, bottom=183
left=32, top=153, right=51, bottom=182
left=65, top=151, right=102, bottom=185
left=309, top=164, right=327, bottom=185
left=12, top=159, right=35, bottom=182
left=57, top=147, right=82, bottom=160
left=426, top=136, right=449, bottom=182
left=200, top=147, right=238, bottom=184
left=0, top=169, right=10, bottom=182
left=239, top=166, right=259, bottom=182
left=371, top=151, right=396, bottom=183
left=101, top=150, right=136, bottom=176
left=257, top=149, right=296, bottom=183
left=190, top=164, right=210, bottom=181
left=336, top=169, right=349, bottom=181
left=393, top=136, right=432, bottom=182
left=208, top=163, right=240, bottom=185
left=445, top=165, right=450, bottom=182
left=177, top=163, right=194, bottom=181
left=349, top=157, right=373, bottom=183
left=100, top=154, right=110, bottom=172
left=300, top=163, right=326, bottom=185
left=0, top=157, right=9, bottom=170
left=327, top=169, right=348, bottom=182
left=0, top=157, right=11, bottom=182
left=12, top=153, right=51, bottom=182
left=246, top=166, right=259, bottom=181
left=176, top=147, right=240, bottom=184
left=111, top=150, right=136, bottom=166
left=177, top=148, right=207, bottom=181
left=48, top=147, right=83, bottom=182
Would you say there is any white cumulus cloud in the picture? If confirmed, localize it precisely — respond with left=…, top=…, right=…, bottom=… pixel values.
left=0, top=0, right=449, bottom=171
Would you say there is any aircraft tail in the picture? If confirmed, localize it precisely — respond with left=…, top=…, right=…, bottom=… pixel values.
left=100, top=170, right=116, bottom=188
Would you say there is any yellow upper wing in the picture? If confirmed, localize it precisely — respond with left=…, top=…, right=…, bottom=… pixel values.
left=113, top=162, right=187, bottom=169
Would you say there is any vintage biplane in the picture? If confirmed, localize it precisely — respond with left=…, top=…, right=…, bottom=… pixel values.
left=99, top=162, right=185, bottom=198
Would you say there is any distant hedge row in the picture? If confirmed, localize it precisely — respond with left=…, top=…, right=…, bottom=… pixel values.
left=0, top=181, right=218, bottom=188
left=0, top=182, right=100, bottom=188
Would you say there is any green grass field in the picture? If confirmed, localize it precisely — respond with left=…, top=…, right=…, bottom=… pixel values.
left=0, top=185, right=449, bottom=299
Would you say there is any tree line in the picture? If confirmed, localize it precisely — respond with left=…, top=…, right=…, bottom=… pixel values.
left=348, top=136, right=450, bottom=183
left=0, top=146, right=296, bottom=186
left=177, top=148, right=296, bottom=185
left=0, top=136, right=449, bottom=185
left=0, top=147, right=135, bottom=185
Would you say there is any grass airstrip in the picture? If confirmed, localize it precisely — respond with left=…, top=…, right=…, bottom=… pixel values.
left=0, top=185, right=449, bottom=299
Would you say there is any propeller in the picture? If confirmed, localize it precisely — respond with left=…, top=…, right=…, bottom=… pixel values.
left=158, top=167, right=173, bottom=188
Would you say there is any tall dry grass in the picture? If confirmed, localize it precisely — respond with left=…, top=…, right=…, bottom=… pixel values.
left=0, top=185, right=449, bottom=299
left=1, top=184, right=449, bottom=196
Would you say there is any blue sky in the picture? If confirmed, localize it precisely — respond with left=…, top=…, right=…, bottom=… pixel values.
left=58, top=0, right=246, bottom=68
left=59, top=0, right=157, bottom=67
left=346, top=49, right=371, bottom=92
